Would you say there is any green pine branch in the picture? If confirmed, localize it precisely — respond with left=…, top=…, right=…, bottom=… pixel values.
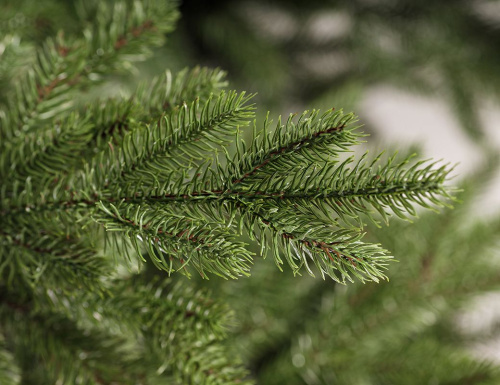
left=0, top=88, right=454, bottom=282
left=8, top=277, right=252, bottom=384
left=0, top=0, right=178, bottom=140
left=1, top=308, right=140, bottom=384
left=0, top=0, right=460, bottom=382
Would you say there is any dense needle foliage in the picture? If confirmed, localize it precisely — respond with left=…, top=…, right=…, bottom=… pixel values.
left=0, top=1, right=475, bottom=383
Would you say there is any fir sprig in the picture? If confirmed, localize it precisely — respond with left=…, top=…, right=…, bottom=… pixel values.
left=0, top=0, right=457, bottom=382
left=21, top=277, right=252, bottom=384
left=1, top=95, right=454, bottom=283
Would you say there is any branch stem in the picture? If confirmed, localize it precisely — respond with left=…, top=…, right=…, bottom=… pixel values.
left=1, top=181, right=444, bottom=217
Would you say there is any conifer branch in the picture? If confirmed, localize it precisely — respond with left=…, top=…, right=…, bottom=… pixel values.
left=92, top=91, right=255, bottom=190
left=30, top=277, right=252, bottom=384
left=0, top=126, right=453, bottom=283
left=228, top=109, right=360, bottom=187
left=95, top=200, right=253, bottom=278
left=0, top=0, right=178, bottom=141
left=1, top=113, right=94, bottom=184
left=0, top=0, right=462, bottom=381
left=0, top=308, right=139, bottom=385
left=0, top=228, right=108, bottom=290
left=101, top=279, right=252, bottom=383
left=0, top=0, right=454, bottom=296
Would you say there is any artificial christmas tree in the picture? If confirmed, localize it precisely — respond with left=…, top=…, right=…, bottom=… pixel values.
left=3, top=0, right=494, bottom=383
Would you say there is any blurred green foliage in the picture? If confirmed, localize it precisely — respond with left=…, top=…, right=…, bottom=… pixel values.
left=175, top=0, right=500, bottom=144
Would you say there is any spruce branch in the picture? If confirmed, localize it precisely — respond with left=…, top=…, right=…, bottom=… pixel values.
left=1, top=113, right=94, bottom=184
left=0, top=0, right=454, bottom=287
left=95, top=201, right=253, bottom=279
left=0, top=105, right=453, bottom=282
left=1, top=276, right=250, bottom=384
left=0, top=0, right=463, bottom=382
left=0, top=308, right=139, bottom=385
left=227, top=109, right=360, bottom=187
left=0, top=0, right=178, bottom=141
left=84, top=97, right=143, bottom=153
left=28, top=277, right=252, bottom=384
left=67, top=67, right=229, bottom=159
left=0, top=227, right=109, bottom=291
left=94, top=90, right=255, bottom=189
left=100, top=279, right=251, bottom=383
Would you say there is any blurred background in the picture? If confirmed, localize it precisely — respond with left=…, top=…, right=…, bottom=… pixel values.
left=2, top=0, right=500, bottom=383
